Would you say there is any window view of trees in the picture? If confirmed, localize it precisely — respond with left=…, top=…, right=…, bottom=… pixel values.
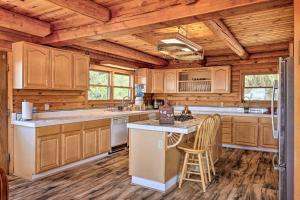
left=88, top=70, right=132, bottom=100
left=243, top=74, right=278, bottom=101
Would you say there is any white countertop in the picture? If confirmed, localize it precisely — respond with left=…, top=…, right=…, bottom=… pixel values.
left=12, top=110, right=157, bottom=128
left=127, top=116, right=207, bottom=134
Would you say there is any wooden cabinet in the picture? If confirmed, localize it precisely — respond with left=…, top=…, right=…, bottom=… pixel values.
left=61, top=123, right=82, bottom=165
left=221, top=116, right=232, bottom=144
left=36, top=134, right=61, bottom=173
left=164, top=70, right=177, bottom=93
left=12, top=41, right=89, bottom=90
left=135, top=68, right=152, bottom=93
left=82, top=128, right=99, bottom=158
left=13, top=42, right=51, bottom=89
left=51, top=49, right=73, bottom=89
left=233, top=123, right=258, bottom=146
left=98, top=127, right=111, bottom=153
left=73, top=54, right=90, bottom=90
left=151, top=69, right=164, bottom=93
left=211, top=66, right=231, bottom=93
left=259, top=118, right=278, bottom=148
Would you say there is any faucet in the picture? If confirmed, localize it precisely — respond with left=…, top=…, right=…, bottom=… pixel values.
left=121, top=96, right=129, bottom=110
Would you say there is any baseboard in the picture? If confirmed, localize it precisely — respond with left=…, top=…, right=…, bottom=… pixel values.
left=222, top=144, right=278, bottom=153
left=131, top=175, right=178, bottom=192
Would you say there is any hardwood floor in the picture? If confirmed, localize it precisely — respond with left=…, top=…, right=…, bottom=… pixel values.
left=8, top=148, right=278, bottom=200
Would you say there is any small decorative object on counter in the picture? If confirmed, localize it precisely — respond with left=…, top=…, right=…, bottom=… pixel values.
left=21, top=99, right=33, bottom=121
left=159, top=101, right=174, bottom=124
left=182, top=105, right=192, bottom=115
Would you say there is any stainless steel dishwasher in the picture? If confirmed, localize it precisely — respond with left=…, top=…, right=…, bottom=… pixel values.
left=111, top=117, right=128, bottom=150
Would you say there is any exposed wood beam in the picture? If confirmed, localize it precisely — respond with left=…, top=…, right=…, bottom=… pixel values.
left=204, top=19, right=249, bottom=59
left=41, top=0, right=292, bottom=43
left=71, top=40, right=168, bottom=66
left=0, top=7, right=51, bottom=37
left=0, top=30, right=37, bottom=43
left=46, top=0, right=111, bottom=22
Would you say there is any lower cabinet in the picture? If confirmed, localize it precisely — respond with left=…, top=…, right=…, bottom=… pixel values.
left=61, top=131, right=82, bottom=165
left=36, top=134, right=61, bottom=173
left=83, top=128, right=99, bottom=159
left=98, top=127, right=111, bottom=154
left=233, top=123, right=258, bottom=146
left=259, top=124, right=278, bottom=148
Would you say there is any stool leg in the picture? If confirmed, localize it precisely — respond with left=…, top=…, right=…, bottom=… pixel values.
left=209, top=149, right=216, bottom=176
left=197, top=154, right=206, bottom=192
left=205, top=151, right=211, bottom=182
left=179, top=152, right=189, bottom=188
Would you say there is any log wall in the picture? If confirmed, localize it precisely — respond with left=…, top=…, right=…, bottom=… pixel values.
left=153, top=48, right=289, bottom=108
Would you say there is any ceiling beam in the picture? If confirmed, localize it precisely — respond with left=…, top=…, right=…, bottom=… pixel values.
left=204, top=19, right=249, bottom=59
left=71, top=40, right=168, bottom=66
left=40, top=0, right=292, bottom=44
left=0, top=7, right=51, bottom=37
left=46, top=0, right=111, bottom=23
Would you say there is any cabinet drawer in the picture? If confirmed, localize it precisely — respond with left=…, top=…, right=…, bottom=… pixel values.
left=221, top=116, right=232, bottom=122
left=37, top=125, right=61, bottom=137
left=259, top=117, right=277, bottom=125
left=128, top=115, right=140, bottom=123
left=83, top=119, right=111, bottom=129
left=139, top=114, right=149, bottom=121
left=233, top=117, right=258, bottom=123
left=222, top=122, right=232, bottom=128
left=62, top=123, right=82, bottom=132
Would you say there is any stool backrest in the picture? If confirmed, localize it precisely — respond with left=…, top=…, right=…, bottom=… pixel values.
left=193, top=116, right=215, bottom=150
left=0, top=168, right=8, bottom=200
left=211, top=114, right=221, bottom=145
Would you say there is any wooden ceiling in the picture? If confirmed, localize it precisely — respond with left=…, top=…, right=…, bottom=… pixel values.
left=0, top=0, right=294, bottom=67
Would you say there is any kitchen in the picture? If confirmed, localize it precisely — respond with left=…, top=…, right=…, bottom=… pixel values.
left=0, top=0, right=299, bottom=199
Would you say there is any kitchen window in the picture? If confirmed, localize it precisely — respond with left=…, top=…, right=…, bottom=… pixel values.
left=112, top=73, right=131, bottom=100
left=88, top=69, right=133, bottom=101
left=88, top=70, right=110, bottom=100
left=243, top=73, right=278, bottom=101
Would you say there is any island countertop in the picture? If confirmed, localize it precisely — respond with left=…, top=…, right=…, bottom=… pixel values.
left=127, top=116, right=207, bottom=134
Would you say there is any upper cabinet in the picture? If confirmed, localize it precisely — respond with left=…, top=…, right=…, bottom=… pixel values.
left=12, top=42, right=90, bottom=90
left=135, top=68, right=152, bottom=93
left=211, top=66, right=231, bottom=93
left=13, top=42, right=51, bottom=89
left=51, top=49, right=73, bottom=90
left=151, top=69, right=164, bottom=93
left=164, top=70, right=177, bottom=93
left=73, top=54, right=90, bottom=90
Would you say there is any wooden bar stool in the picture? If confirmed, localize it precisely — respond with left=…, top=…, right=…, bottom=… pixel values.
left=208, top=114, right=221, bottom=176
left=177, top=116, right=215, bottom=192
left=0, top=168, right=8, bottom=200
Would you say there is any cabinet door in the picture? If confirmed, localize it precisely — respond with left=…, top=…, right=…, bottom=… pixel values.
left=83, top=128, right=98, bottom=158
left=233, top=123, right=258, bottom=146
left=51, top=49, right=73, bottom=89
left=74, top=54, right=89, bottom=90
left=139, top=114, right=149, bottom=121
left=212, top=66, right=231, bottom=93
left=164, top=70, right=177, bottom=93
left=98, top=127, right=111, bottom=153
left=36, top=135, right=60, bottom=173
left=61, top=131, right=82, bottom=165
left=151, top=70, right=164, bottom=93
left=259, top=125, right=278, bottom=148
left=24, top=43, right=50, bottom=89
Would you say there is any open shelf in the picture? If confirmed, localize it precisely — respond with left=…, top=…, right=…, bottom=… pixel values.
left=178, top=69, right=212, bottom=93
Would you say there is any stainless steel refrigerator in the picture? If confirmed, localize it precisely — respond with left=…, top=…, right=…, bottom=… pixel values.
left=271, top=57, right=294, bottom=200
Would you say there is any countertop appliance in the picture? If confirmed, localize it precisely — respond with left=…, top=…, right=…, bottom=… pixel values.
left=153, top=99, right=164, bottom=109
left=271, top=57, right=294, bottom=200
left=111, top=117, right=128, bottom=151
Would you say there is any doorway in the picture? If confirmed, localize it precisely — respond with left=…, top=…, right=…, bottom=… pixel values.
left=0, top=51, right=8, bottom=173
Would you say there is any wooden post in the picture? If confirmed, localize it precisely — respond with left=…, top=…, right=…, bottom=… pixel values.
left=294, top=0, right=300, bottom=199
left=0, top=51, right=8, bottom=173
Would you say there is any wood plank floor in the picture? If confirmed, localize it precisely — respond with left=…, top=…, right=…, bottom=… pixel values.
left=8, top=148, right=278, bottom=200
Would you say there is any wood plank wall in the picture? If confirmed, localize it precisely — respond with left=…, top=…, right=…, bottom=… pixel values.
left=294, top=0, right=300, bottom=199
left=13, top=90, right=87, bottom=112
left=153, top=48, right=289, bottom=108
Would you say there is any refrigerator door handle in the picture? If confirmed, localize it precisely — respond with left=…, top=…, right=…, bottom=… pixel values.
left=271, top=80, right=278, bottom=139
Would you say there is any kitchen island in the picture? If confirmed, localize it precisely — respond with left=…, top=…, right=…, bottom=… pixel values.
left=127, top=116, right=221, bottom=192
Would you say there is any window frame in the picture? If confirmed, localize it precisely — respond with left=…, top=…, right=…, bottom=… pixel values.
left=241, top=72, right=278, bottom=102
left=88, top=65, right=134, bottom=102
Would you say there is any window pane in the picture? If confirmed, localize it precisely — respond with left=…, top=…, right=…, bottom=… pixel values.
left=245, top=74, right=278, bottom=87
left=113, top=74, right=130, bottom=87
left=244, top=88, right=277, bottom=101
left=89, top=71, right=109, bottom=85
left=88, top=86, right=109, bottom=100
left=113, top=87, right=130, bottom=100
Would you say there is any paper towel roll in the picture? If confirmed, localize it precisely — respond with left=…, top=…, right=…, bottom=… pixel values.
left=22, top=101, right=33, bottom=120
